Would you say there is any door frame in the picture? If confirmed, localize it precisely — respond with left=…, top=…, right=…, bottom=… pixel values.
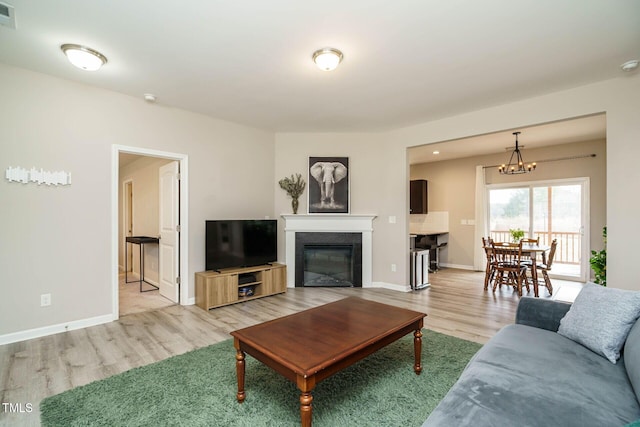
left=123, top=179, right=134, bottom=273
left=111, top=145, right=189, bottom=321
left=485, top=177, right=590, bottom=282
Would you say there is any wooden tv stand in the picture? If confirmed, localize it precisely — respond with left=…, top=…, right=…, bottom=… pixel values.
left=195, top=263, right=287, bottom=310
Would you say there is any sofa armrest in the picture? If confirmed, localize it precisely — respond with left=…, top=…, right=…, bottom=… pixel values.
left=515, top=297, right=572, bottom=332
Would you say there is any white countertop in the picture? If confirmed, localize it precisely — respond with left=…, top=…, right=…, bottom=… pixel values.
left=410, top=230, right=449, bottom=236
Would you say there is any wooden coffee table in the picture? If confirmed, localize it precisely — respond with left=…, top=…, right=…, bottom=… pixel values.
left=230, top=297, right=427, bottom=426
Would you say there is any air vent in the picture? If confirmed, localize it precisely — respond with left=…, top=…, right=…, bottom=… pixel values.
left=0, top=2, right=16, bottom=29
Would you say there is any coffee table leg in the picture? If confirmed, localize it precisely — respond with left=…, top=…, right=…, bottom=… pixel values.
left=235, top=348, right=246, bottom=403
left=413, top=329, right=423, bottom=375
left=300, top=391, right=313, bottom=427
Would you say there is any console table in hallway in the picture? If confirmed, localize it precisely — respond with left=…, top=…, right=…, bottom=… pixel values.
left=125, top=236, right=160, bottom=292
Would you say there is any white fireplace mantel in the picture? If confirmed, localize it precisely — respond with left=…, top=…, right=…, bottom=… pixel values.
left=281, top=214, right=377, bottom=288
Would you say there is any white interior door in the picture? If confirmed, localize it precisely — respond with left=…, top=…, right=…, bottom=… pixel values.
left=159, top=161, right=180, bottom=302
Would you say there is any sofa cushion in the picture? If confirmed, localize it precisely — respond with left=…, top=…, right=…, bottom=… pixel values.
left=625, top=319, right=640, bottom=403
left=424, top=324, right=640, bottom=427
left=558, top=282, right=640, bottom=363
left=515, top=296, right=571, bottom=331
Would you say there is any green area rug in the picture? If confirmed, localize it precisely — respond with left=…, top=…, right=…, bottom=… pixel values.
left=41, top=329, right=481, bottom=426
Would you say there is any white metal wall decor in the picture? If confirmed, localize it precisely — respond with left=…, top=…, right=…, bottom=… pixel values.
left=5, top=166, right=72, bottom=186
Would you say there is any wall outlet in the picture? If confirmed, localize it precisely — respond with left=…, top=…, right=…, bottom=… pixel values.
left=41, top=293, right=51, bottom=307
left=391, top=263, right=397, bottom=272
left=389, top=215, right=396, bottom=224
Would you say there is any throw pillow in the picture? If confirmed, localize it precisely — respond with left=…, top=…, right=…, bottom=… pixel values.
left=558, top=282, right=640, bottom=364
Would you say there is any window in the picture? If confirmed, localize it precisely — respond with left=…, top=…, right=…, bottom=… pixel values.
left=488, top=179, right=588, bottom=280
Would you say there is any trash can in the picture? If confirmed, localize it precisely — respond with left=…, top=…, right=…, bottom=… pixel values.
left=410, top=249, right=430, bottom=290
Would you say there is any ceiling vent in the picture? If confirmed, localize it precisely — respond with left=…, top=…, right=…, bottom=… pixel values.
left=0, top=2, right=16, bottom=29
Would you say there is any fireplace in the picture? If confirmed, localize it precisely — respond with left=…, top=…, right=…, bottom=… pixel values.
left=295, top=232, right=362, bottom=287
left=282, top=214, right=376, bottom=288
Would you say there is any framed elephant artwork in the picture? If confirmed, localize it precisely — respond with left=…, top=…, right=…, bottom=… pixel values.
left=308, top=156, right=349, bottom=214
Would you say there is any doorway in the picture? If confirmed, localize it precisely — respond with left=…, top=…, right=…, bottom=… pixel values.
left=111, top=145, right=189, bottom=320
left=487, top=178, right=589, bottom=281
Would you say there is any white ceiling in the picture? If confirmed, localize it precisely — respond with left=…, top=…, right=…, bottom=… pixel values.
left=0, top=1, right=638, bottom=133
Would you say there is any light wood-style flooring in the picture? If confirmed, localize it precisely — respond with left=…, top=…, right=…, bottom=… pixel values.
left=119, top=273, right=174, bottom=316
left=0, top=268, right=581, bottom=426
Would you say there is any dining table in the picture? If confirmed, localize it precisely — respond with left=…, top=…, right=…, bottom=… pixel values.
left=485, top=242, right=550, bottom=297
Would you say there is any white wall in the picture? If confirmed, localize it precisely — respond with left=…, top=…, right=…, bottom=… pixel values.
left=274, top=133, right=409, bottom=287
left=0, top=64, right=275, bottom=340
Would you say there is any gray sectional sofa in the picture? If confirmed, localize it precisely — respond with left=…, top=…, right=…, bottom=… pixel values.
left=424, top=292, right=640, bottom=427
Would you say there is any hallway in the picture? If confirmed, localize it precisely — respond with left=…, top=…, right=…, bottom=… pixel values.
left=118, top=273, right=173, bottom=316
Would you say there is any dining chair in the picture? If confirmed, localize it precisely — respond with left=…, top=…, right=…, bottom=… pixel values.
left=482, top=237, right=496, bottom=290
left=491, top=241, right=530, bottom=296
left=536, top=239, right=557, bottom=295
left=520, top=237, right=539, bottom=280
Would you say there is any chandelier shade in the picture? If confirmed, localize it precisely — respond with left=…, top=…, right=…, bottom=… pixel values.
left=498, top=132, right=536, bottom=175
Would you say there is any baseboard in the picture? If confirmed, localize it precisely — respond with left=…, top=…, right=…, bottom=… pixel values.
left=369, top=281, right=412, bottom=293
left=0, top=313, right=114, bottom=346
left=1, top=297, right=196, bottom=345
left=440, top=263, right=476, bottom=271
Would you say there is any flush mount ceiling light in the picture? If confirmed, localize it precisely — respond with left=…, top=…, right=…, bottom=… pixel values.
left=60, top=44, right=107, bottom=71
left=621, top=59, right=639, bottom=72
left=312, top=47, right=343, bottom=71
left=498, top=132, right=536, bottom=175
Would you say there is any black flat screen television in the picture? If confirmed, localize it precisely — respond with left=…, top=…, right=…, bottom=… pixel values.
left=205, top=219, right=277, bottom=271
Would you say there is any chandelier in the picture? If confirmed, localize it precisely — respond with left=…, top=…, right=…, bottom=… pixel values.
left=498, top=132, right=536, bottom=174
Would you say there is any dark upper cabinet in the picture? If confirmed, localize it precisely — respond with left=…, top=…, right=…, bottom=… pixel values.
left=410, top=179, right=428, bottom=214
